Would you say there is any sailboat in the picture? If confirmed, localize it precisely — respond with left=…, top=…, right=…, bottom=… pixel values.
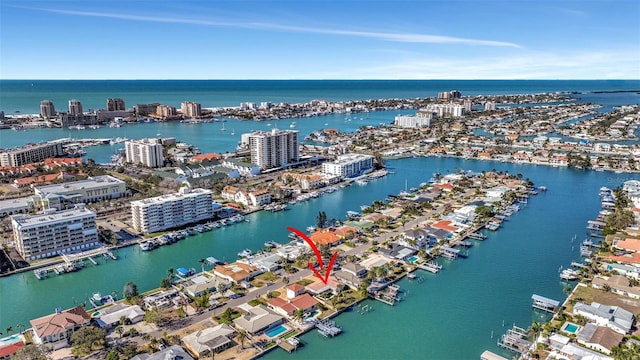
left=231, top=128, right=235, bottom=135
left=221, top=123, right=226, bottom=131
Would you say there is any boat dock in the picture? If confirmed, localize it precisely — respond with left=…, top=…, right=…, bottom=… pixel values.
left=571, top=261, right=588, bottom=269
left=531, top=294, right=559, bottom=313
left=316, top=319, right=342, bottom=337
left=373, top=284, right=401, bottom=306
left=278, top=337, right=301, bottom=353
left=439, top=246, right=460, bottom=260
left=33, top=247, right=118, bottom=280
left=417, top=262, right=442, bottom=273
left=467, top=232, right=487, bottom=240
left=497, top=325, right=532, bottom=354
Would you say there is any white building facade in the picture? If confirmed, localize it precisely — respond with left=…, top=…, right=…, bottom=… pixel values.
left=248, top=129, right=299, bottom=169
left=11, top=204, right=99, bottom=260
left=322, top=154, right=374, bottom=178
left=34, top=175, right=127, bottom=208
left=125, top=138, right=164, bottom=168
left=130, top=188, right=213, bottom=233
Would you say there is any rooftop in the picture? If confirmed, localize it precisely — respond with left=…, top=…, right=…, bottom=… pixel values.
left=34, top=175, right=125, bottom=195
left=11, top=205, right=94, bottom=227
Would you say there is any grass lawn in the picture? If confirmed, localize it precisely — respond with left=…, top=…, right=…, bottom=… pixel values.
left=296, top=279, right=314, bottom=286
left=257, top=272, right=279, bottom=281
left=566, top=284, right=640, bottom=314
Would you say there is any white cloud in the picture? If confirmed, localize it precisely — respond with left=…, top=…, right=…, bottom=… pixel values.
left=30, top=7, right=521, bottom=48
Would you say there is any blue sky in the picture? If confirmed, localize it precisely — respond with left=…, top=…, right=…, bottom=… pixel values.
left=1, top=0, right=639, bottom=79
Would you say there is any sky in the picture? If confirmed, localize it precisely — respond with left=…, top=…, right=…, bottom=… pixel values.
left=1, top=0, right=639, bottom=80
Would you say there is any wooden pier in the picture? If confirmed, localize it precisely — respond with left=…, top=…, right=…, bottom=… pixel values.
left=467, top=232, right=487, bottom=240
left=571, top=261, right=588, bottom=269
left=33, top=247, right=117, bottom=280
left=531, top=294, right=559, bottom=313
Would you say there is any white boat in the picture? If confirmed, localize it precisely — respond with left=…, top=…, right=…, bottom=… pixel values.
left=139, top=241, right=154, bottom=251
left=355, top=179, right=368, bottom=186
left=346, top=211, right=361, bottom=218
left=560, top=269, right=579, bottom=281
left=306, top=226, right=317, bottom=233
left=237, top=249, right=252, bottom=257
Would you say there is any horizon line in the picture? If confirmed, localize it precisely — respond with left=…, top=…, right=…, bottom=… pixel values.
left=1, top=78, right=639, bottom=81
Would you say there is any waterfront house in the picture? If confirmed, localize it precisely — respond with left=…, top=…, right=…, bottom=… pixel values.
left=379, top=243, right=416, bottom=261
left=573, top=302, right=635, bottom=334
left=268, top=293, right=318, bottom=317
left=181, top=324, right=235, bottom=357
left=613, top=238, right=640, bottom=253
left=96, top=304, right=145, bottom=329
left=604, top=263, right=640, bottom=280
left=591, top=275, right=640, bottom=299
left=309, top=230, right=341, bottom=246
left=248, top=189, right=271, bottom=206
left=304, top=275, right=341, bottom=295
left=360, top=253, right=393, bottom=270
left=29, top=306, right=91, bottom=349
left=609, top=252, right=640, bottom=266
left=233, top=305, right=284, bottom=335
left=221, top=158, right=261, bottom=177
left=240, top=252, right=281, bottom=272
left=213, top=262, right=262, bottom=284
left=576, top=323, right=624, bottom=355
left=221, top=186, right=240, bottom=202
left=131, top=345, right=195, bottom=360
left=334, top=262, right=367, bottom=288
left=143, top=289, right=179, bottom=310
left=184, top=276, right=218, bottom=298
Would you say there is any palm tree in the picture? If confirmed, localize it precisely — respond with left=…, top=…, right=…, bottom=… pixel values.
left=15, top=323, right=24, bottom=334
left=237, top=329, right=248, bottom=349
left=5, top=326, right=12, bottom=335
left=199, top=258, right=206, bottom=273
left=115, top=326, right=124, bottom=338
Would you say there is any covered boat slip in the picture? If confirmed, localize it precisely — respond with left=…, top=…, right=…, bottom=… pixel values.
left=531, top=294, right=560, bottom=313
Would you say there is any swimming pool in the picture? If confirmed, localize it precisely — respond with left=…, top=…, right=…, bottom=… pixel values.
left=563, top=322, right=579, bottom=334
left=407, top=256, right=419, bottom=263
left=0, top=334, right=22, bottom=346
left=265, top=325, right=288, bottom=338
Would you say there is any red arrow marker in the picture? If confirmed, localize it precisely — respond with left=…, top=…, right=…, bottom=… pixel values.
left=286, top=226, right=338, bottom=285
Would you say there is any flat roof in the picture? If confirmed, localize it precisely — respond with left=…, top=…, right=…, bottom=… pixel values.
left=12, top=206, right=95, bottom=227
left=35, top=175, right=124, bottom=195
left=131, top=188, right=212, bottom=206
left=0, top=196, right=32, bottom=213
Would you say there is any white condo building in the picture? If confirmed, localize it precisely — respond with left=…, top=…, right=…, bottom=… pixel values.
left=11, top=204, right=99, bottom=261
left=423, top=103, right=465, bottom=117
left=322, top=154, right=374, bottom=178
left=181, top=101, right=201, bottom=118
left=0, top=140, right=66, bottom=167
left=130, top=188, right=213, bottom=233
left=394, top=114, right=432, bottom=128
left=248, top=129, right=299, bottom=169
left=125, top=138, right=164, bottom=168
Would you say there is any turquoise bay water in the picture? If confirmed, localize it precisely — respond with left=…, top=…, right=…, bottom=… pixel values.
left=0, top=157, right=634, bottom=359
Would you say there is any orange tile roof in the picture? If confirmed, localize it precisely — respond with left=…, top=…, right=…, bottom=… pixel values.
left=609, top=252, right=640, bottom=265
left=309, top=230, right=341, bottom=245
left=433, top=183, right=453, bottom=191
left=615, top=238, right=640, bottom=252
left=334, top=226, right=358, bottom=238
left=287, top=284, right=305, bottom=293
left=290, top=293, right=318, bottom=311
left=30, top=306, right=91, bottom=339
left=268, top=297, right=296, bottom=315
left=431, top=220, right=458, bottom=232
left=0, top=341, right=24, bottom=358
left=214, top=262, right=259, bottom=282
left=190, top=153, right=222, bottom=162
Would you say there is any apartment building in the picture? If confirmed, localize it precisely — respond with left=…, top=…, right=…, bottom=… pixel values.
left=130, top=188, right=213, bottom=233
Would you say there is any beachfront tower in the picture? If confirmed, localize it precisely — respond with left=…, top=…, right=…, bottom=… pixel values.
left=107, top=98, right=126, bottom=111
left=40, top=100, right=56, bottom=119
left=68, top=99, right=83, bottom=116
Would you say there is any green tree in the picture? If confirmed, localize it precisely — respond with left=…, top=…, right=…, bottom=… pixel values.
left=237, top=329, right=248, bottom=349
left=70, top=326, right=106, bottom=357
left=199, top=258, right=206, bottom=273
left=10, top=344, right=48, bottom=360
left=317, top=211, right=327, bottom=229
left=123, top=281, right=138, bottom=302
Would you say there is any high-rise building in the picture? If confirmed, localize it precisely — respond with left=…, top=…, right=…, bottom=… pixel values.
left=180, top=101, right=202, bottom=118
left=484, top=101, right=496, bottom=111
left=130, top=188, right=214, bottom=233
left=40, top=100, right=56, bottom=119
left=125, top=138, right=164, bottom=168
left=394, top=114, right=431, bottom=128
left=156, top=105, right=177, bottom=118
left=106, top=98, right=126, bottom=111
left=248, top=129, right=299, bottom=169
left=423, top=103, right=466, bottom=117
left=11, top=204, right=99, bottom=261
left=134, top=103, right=160, bottom=116
left=0, top=140, right=66, bottom=167
left=463, top=99, right=473, bottom=113
left=68, top=99, right=83, bottom=116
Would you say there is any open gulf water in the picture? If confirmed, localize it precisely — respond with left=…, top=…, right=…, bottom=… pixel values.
left=0, top=80, right=639, bottom=359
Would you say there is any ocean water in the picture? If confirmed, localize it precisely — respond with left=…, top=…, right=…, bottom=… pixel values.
left=1, top=79, right=639, bottom=115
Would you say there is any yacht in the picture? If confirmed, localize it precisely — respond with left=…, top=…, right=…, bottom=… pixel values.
left=237, top=249, right=252, bottom=258
left=139, top=241, right=155, bottom=251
